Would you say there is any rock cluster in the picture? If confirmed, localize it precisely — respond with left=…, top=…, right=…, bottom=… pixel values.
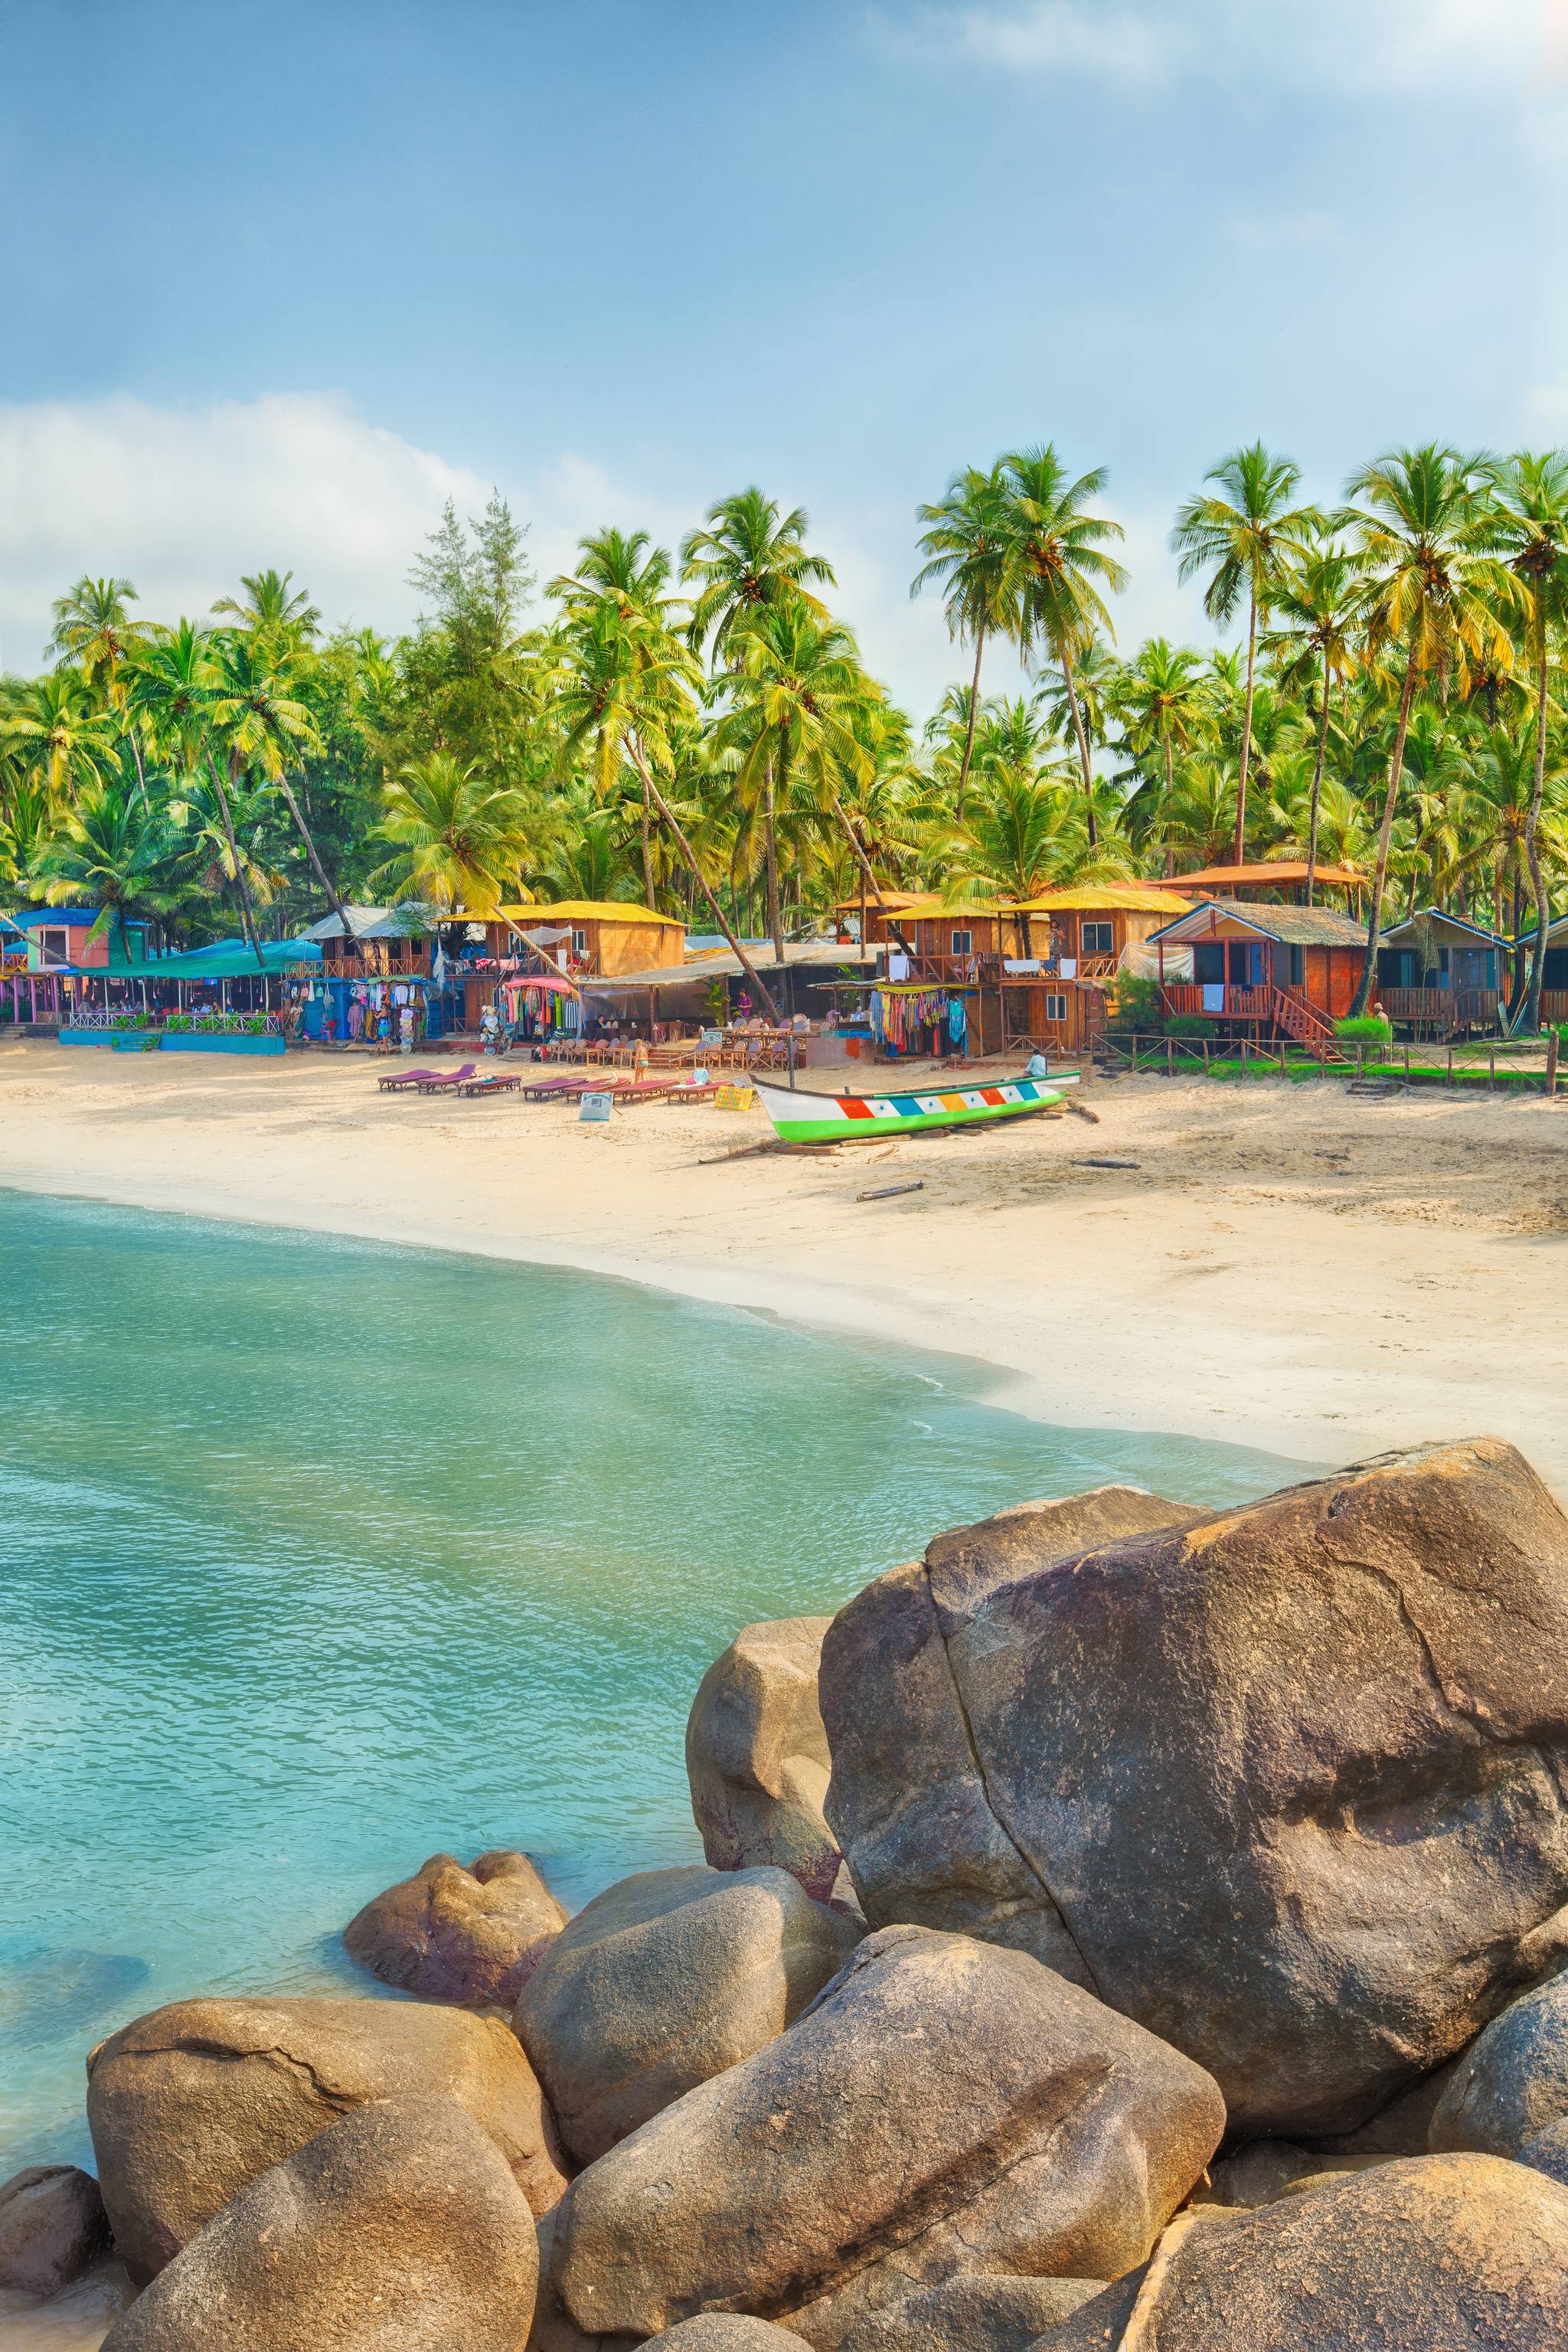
left=19, top=1436, right=1568, bottom=2346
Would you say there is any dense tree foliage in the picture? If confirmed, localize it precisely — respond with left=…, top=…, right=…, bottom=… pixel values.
left=7, top=443, right=1568, bottom=1021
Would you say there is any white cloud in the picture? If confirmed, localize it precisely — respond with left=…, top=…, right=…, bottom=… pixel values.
left=876, top=0, right=1554, bottom=96
left=0, top=391, right=488, bottom=672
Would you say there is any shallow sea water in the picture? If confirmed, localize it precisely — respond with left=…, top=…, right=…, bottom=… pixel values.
left=0, top=1187, right=1313, bottom=2170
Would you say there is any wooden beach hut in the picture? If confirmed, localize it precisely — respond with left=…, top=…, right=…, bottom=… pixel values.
left=1150, top=900, right=1369, bottom=1044
left=498, top=901, right=684, bottom=978
left=1144, top=861, right=1365, bottom=906
left=999, top=885, right=1196, bottom=1057
left=1376, top=913, right=1504, bottom=1037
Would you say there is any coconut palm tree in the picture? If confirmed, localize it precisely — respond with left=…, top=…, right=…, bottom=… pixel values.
left=1487, top=452, right=1568, bottom=1027
left=47, top=577, right=146, bottom=711
left=370, top=751, right=534, bottom=912
left=710, top=602, right=879, bottom=968
left=1341, top=446, right=1522, bottom=1013
left=1112, top=640, right=1212, bottom=865
left=2, top=672, right=120, bottom=805
left=680, top=488, right=836, bottom=660
left=1263, top=545, right=1365, bottom=900
left=31, top=776, right=175, bottom=962
left=1171, top=443, right=1318, bottom=866
left=1000, top=447, right=1127, bottom=847
left=211, top=569, right=322, bottom=645
left=910, top=461, right=1014, bottom=815
left=556, top=595, right=781, bottom=1013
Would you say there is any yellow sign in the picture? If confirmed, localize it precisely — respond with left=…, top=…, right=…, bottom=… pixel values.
left=716, top=1084, right=756, bottom=1112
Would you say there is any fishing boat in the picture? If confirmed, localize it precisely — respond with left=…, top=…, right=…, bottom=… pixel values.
left=752, top=1070, right=1079, bottom=1145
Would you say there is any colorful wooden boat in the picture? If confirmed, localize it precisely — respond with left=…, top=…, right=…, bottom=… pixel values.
left=753, top=1070, right=1079, bottom=1145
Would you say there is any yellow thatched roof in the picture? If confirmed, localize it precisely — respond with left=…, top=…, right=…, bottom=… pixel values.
left=498, top=900, right=681, bottom=926
left=1005, top=886, right=1197, bottom=916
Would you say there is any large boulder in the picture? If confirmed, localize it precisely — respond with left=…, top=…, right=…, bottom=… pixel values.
left=87, top=1993, right=566, bottom=2282
left=0, top=2165, right=109, bottom=2295
left=344, top=1848, right=567, bottom=2007
left=646, top=2324, right=812, bottom=2352
left=548, top=1923, right=1223, bottom=2348
left=514, top=1864, right=860, bottom=2164
left=833, top=2274, right=1104, bottom=2352
left=1523, top=2116, right=1568, bottom=2187
left=99, top=2094, right=537, bottom=2351
left=1039, top=2154, right=1568, bottom=2350
left=687, top=1617, right=840, bottom=1900
left=1430, top=1970, right=1568, bottom=2155
left=822, top=1442, right=1568, bottom=2137
left=822, top=1486, right=1198, bottom=1969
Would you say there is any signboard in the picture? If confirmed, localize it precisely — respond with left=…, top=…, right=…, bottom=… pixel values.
left=579, top=1092, right=614, bottom=1122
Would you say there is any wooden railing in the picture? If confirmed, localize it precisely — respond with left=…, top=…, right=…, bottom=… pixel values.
left=315, top=952, right=430, bottom=978
left=1380, top=986, right=1501, bottom=1032
left=1161, top=983, right=1273, bottom=1019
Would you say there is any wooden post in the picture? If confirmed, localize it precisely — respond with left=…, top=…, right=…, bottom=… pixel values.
left=1404, top=1045, right=1411, bottom=1085
left=1132, top=1034, right=1139, bottom=1074
left=1549, top=1029, right=1560, bottom=1099
left=1447, top=1045, right=1454, bottom=1088
left=1489, top=1041, right=1496, bottom=1092
left=1203, top=1041, right=1210, bottom=1076
left=1167, top=1039, right=1173, bottom=1078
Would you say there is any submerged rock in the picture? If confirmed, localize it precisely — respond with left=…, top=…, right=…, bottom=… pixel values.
left=550, top=1923, right=1223, bottom=2347
left=687, top=1616, right=841, bottom=1900
left=344, top=1848, right=567, bottom=2007
left=821, top=1442, right=1568, bottom=2137
left=99, top=2093, right=537, bottom=2351
left=0, top=2166, right=109, bottom=2296
left=1429, top=1970, right=1568, bottom=2156
left=1038, top=2153, right=1568, bottom=2350
left=87, top=1992, right=566, bottom=2282
left=514, top=1864, right=859, bottom=2164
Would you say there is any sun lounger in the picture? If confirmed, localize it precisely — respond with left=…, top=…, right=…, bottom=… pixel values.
left=604, top=1079, right=681, bottom=1106
left=377, top=1067, right=442, bottom=1091
left=518, top=1075, right=598, bottom=1101
left=456, top=1073, right=521, bottom=1097
left=413, top=1063, right=479, bottom=1093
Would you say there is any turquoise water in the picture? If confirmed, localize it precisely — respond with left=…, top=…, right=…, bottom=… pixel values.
left=0, top=1189, right=1312, bottom=2171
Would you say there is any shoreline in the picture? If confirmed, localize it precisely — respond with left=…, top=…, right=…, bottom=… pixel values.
left=5, top=1043, right=1568, bottom=1488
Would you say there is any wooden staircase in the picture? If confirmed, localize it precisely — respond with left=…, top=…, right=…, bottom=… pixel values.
left=1271, top=989, right=1343, bottom=1054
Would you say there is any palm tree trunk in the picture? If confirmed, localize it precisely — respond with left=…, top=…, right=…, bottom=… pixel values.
left=956, top=629, right=985, bottom=818
left=641, top=778, right=655, bottom=910
left=1525, top=648, right=1552, bottom=1034
left=1161, top=737, right=1175, bottom=877
left=827, top=790, right=919, bottom=968
left=1234, top=589, right=1258, bottom=868
left=207, top=748, right=268, bottom=972
left=276, top=773, right=354, bottom=943
left=626, top=740, right=782, bottom=1023
left=764, top=754, right=786, bottom=968
left=1305, top=655, right=1331, bottom=906
left=1058, top=645, right=1097, bottom=849
left=1349, top=646, right=1419, bottom=1017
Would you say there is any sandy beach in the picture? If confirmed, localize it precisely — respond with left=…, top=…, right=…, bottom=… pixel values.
left=5, top=1040, right=1568, bottom=1491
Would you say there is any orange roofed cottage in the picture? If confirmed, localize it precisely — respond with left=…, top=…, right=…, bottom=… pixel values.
left=998, top=886, right=1197, bottom=1058
left=1150, top=900, right=1370, bottom=1045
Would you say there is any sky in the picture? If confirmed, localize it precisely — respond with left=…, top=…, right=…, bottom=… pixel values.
left=3, top=0, right=1568, bottom=715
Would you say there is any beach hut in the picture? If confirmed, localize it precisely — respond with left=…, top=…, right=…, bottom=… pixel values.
left=1508, top=912, right=1568, bottom=1027
left=1149, top=900, right=1369, bottom=1044
left=1376, top=913, right=1505, bottom=1037
left=1, top=906, right=153, bottom=1023
left=998, top=885, right=1197, bottom=1057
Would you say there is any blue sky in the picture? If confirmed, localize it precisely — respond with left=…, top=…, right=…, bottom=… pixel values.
left=3, top=0, right=1565, bottom=710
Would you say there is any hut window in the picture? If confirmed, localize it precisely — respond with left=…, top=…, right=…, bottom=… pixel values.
left=1044, top=992, right=1068, bottom=1021
left=572, top=929, right=588, bottom=956
left=1192, top=942, right=1225, bottom=985
left=1081, top=921, right=1114, bottom=954
left=950, top=929, right=972, bottom=956
left=36, top=928, right=69, bottom=964
left=1286, top=946, right=1304, bottom=985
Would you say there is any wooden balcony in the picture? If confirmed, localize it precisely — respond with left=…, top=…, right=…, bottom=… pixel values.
left=315, top=950, right=430, bottom=978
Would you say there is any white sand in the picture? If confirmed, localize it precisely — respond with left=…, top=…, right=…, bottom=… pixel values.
left=5, top=1040, right=1568, bottom=1488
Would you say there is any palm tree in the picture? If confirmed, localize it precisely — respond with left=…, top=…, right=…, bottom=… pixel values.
left=1171, top=443, right=1318, bottom=865
left=1112, top=640, right=1211, bottom=871
left=205, top=628, right=358, bottom=947
left=680, top=488, right=836, bottom=660
left=211, top=570, right=322, bottom=644
left=1263, top=545, right=1364, bottom=899
left=47, top=577, right=145, bottom=711
left=710, top=603, right=880, bottom=971
left=556, top=593, right=782, bottom=1014
left=910, top=462, right=1014, bottom=815
left=1341, top=446, right=1522, bottom=1013
left=2, top=672, right=120, bottom=805
left=548, top=528, right=679, bottom=625
left=1001, top=446, right=1127, bottom=846
left=1488, top=452, right=1568, bottom=1027
left=371, top=751, right=533, bottom=912
left=31, top=777, right=174, bottom=962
